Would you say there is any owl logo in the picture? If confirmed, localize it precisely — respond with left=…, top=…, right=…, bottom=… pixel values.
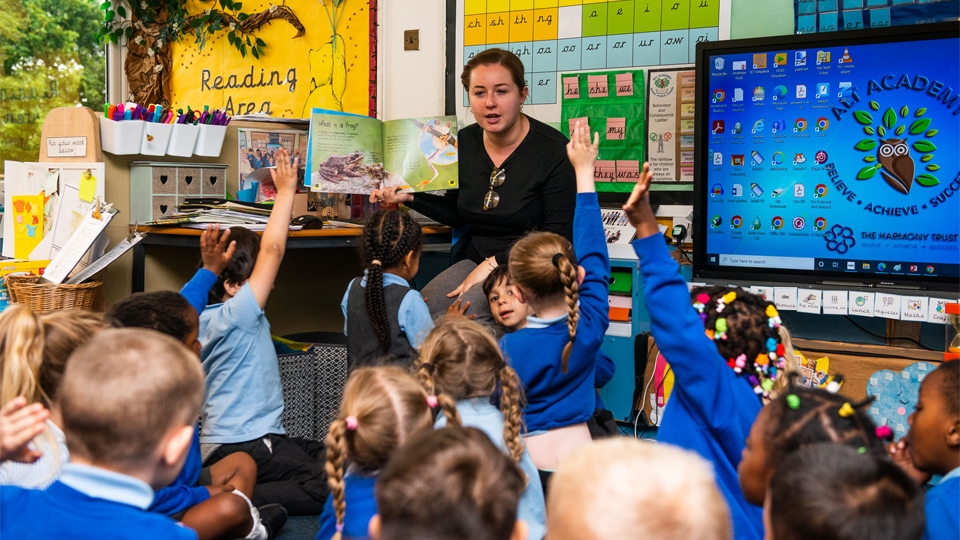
left=877, top=138, right=914, bottom=194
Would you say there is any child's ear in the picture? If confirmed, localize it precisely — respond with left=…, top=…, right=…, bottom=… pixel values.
left=161, top=424, right=195, bottom=469
left=402, top=249, right=416, bottom=268
left=223, top=280, right=242, bottom=299
left=510, top=519, right=529, bottom=540
left=577, top=265, right=585, bottom=285
left=947, top=417, right=960, bottom=449
left=367, top=515, right=381, bottom=540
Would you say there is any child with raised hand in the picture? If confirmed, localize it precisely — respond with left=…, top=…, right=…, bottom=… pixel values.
left=622, top=163, right=796, bottom=540
left=888, top=360, right=959, bottom=540
left=180, top=223, right=238, bottom=319
left=499, top=120, right=609, bottom=470
left=767, top=443, right=924, bottom=540
left=109, top=291, right=285, bottom=540
left=342, top=209, right=432, bottom=370
left=318, top=366, right=457, bottom=540
left=737, top=382, right=885, bottom=507
left=370, top=426, right=529, bottom=540
left=0, top=329, right=205, bottom=539
left=547, top=438, right=733, bottom=540
left=199, top=148, right=328, bottom=516
left=415, top=318, right=546, bottom=540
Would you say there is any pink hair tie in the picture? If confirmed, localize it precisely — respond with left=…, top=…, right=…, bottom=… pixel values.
left=876, top=425, right=893, bottom=440
left=336, top=523, right=345, bottom=533
left=345, top=416, right=358, bottom=431
left=426, top=395, right=439, bottom=409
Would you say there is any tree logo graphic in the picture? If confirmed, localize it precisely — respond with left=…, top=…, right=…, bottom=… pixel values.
left=851, top=101, right=940, bottom=194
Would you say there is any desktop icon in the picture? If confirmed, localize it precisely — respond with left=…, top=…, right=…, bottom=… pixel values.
left=713, top=152, right=723, bottom=165
left=816, top=83, right=830, bottom=99
left=794, top=118, right=807, bottom=132
left=731, top=215, right=743, bottom=229
left=712, top=120, right=725, bottom=134
left=878, top=263, right=887, bottom=271
left=752, top=119, right=765, bottom=133
left=772, top=119, right=786, bottom=133
left=711, top=183, right=724, bottom=197
left=751, top=183, right=764, bottom=197
left=862, top=263, right=871, bottom=270
left=714, top=57, right=725, bottom=70
left=731, top=154, right=745, bottom=166
left=771, top=216, right=784, bottom=230
left=893, top=264, right=902, bottom=272
left=712, top=89, right=726, bottom=103
left=771, top=151, right=785, bottom=165
left=847, top=261, right=855, bottom=270
left=838, top=82, right=853, bottom=100
left=753, top=86, right=765, bottom=101
left=731, top=121, right=743, bottom=134
left=793, top=153, right=807, bottom=166
left=732, top=184, right=743, bottom=197
left=815, top=150, right=828, bottom=164
left=772, top=188, right=785, bottom=198
left=751, top=150, right=764, bottom=165
left=711, top=215, right=723, bottom=228
left=793, top=217, right=805, bottom=230
left=910, top=264, right=918, bottom=273
left=816, top=50, right=831, bottom=65
left=839, top=47, right=853, bottom=64
left=795, top=50, right=807, bottom=66
left=796, top=84, right=807, bottom=99
left=753, top=54, right=767, bottom=69
left=927, top=265, right=935, bottom=273
left=751, top=216, right=762, bottom=230
left=774, top=52, right=787, bottom=66
left=814, top=217, right=827, bottom=231
left=733, top=60, right=746, bottom=70
left=815, top=117, right=829, bottom=132
left=772, top=85, right=788, bottom=100
left=814, top=184, right=828, bottom=197
left=733, top=88, right=744, bottom=102
left=794, top=184, right=805, bottom=197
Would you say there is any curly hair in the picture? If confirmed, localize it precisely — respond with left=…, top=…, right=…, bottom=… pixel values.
left=106, top=291, right=193, bottom=342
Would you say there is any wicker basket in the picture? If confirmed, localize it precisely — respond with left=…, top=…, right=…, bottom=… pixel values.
left=6, top=274, right=101, bottom=313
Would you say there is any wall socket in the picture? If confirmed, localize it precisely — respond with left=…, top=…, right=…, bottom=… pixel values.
left=403, top=29, right=419, bottom=51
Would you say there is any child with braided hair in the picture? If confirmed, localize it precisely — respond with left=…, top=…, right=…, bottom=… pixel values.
left=737, top=382, right=885, bottom=507
left=622, top=162, right=797, bottom=540
left=415, top=318, right=546, bottom=540
left=499, top=121, right=609, bottom=472
left=317, top=366, right=460, bottom=540
left=342, top=210, right=432, bottom=370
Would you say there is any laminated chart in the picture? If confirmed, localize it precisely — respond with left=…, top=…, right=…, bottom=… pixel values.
left=457, top=0, right=730, bottom=117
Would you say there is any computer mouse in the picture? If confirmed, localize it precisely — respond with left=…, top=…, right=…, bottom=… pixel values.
left=292, top=215, right=324, bottom=229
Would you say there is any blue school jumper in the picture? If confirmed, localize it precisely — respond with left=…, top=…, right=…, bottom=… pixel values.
left=924, top=467, right=960, bottom=540
left=632, top=233, right=763, bottom=540
left=0, top=463, right=197, bottom=539
left=316, top=473, right=377, bottom=540
left=500, top=192, right=610, bottom=432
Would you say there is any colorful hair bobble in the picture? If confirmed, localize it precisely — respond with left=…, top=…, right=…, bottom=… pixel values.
left=766, top=304, right=782, bottom=328
left=370, top=259, right=382, bottom=266
left=721, top=291, right=737, bottom=304
left=733, top=354, right=747, bottom=374
left=775, top=343, right=785, bottom=357
left=875, top=425, right=893, bottom=440
left=761, top=378, right=774, bottom=392
left=336, top=523, right=345, bottom=533
left=838, top=402, right=855, bottom=418
left=345, top=415, right=358, bottom=430
left=426, top=395, right=439, bottom=409
left=714, top=318, right=728, bottom=340
left=857, top=446, right=867, bottom=454
left=766, top=337, right=778, bottom=352
left=696, top=293, right=711, bottom=305
left=704, top=329, right=715, bottom=340
left=826, top=380, right=841, bottom=394
left=786, top=394, right=801, bottom=410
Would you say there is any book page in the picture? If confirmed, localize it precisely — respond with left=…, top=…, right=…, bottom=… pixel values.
left=382, top=116, right=459, bottom=192
left=305, top=112, right=385, bottom=194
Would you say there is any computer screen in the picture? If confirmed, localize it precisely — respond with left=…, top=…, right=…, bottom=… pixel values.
left=694, top=23, right=959, bottom=292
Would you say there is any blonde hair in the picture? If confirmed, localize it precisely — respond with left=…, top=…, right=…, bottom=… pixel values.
left=548, top=439, right=732, bottom=540
left=325, top=366, right=457, bottom=540
left=39, top=310, right=107, bottom=405
left=0, top=305, right=46, bottom=407
left=508, top=231, right=579, bottom=373
left=59, top=328, right=203, bottom=469
left=415, top=318, right=525, bottom=462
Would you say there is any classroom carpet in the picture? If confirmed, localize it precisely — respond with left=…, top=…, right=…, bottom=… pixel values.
left=276, top=515, right=320, bottom=540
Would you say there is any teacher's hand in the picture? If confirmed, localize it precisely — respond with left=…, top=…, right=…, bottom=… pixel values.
left=369, top=185, right=414, bottom=205
left=447, top=258, right=496, bottom=298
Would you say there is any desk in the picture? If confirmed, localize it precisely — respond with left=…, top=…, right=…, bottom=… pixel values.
left=131, top=226, right=452, bottom=292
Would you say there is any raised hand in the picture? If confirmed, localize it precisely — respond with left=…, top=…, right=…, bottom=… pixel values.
left=270, top=148, right=299, bottom=195
left=200, top=224, right=236, bottom=276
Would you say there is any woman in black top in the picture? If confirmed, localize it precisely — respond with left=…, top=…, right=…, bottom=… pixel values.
left=371, top=48, right=576, bottom=323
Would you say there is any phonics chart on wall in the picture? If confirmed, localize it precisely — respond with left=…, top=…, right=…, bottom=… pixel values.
left=455, top=0, right=730, bottom=122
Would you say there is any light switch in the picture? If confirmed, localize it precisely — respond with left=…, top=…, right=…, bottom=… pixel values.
left=404, top=29, right=419, bottom=51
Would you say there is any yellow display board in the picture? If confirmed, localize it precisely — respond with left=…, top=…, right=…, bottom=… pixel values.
left=170, top=0, right=374, bottom=118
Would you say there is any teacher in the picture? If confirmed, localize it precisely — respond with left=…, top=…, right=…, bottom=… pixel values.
left=370, top=48, right=576, bottom=323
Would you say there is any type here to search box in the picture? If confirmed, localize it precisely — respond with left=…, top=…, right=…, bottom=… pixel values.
left=719, top=254, right=815, bottom=270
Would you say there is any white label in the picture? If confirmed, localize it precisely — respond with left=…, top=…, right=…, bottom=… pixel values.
left=822, top=290, right=848, bottom=315
left=848, top=292, right=875, bottom=317
left=751, top=286, right=772, bottom=301
left=929, top=298, right=955, bottom=324
left=874, top=293, right=902, bottom=319
left=900, top=296, right=929, bottom=322
left=46, top=137, right=87, bottom=157
left=796, top=289, right=822, bottom=314
left=774, top=287, right=798, bottom=310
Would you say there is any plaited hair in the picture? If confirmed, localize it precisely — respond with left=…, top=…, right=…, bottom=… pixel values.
left=107, top=291, right=193, bottom=342
left=769, top=443, right=924, bottom=540
left=691, top=285, right=798, bottom=402
left=39, top=310, right=107, bottom=405
left=208, top=226, right=259, bottom=304
left=360, top=210, right=423, bottom=353
left=508, top=231, right=579, bottom=373
left=325, top=366, right=446, bottom=540
left=415, top=318, right=526, bottom=462
left=481, top=264, right=510, bottom=297
left=932, top=360, right=959, bottom=416
left=375, top=426, right=526, bottom=540
left=460, top=48, right=526, bottom=92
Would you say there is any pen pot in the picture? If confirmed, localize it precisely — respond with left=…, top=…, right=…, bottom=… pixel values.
left=167, top=123, right=201, bottom=157
left=99, top=117, right=145, bottom=155
left=140, top=122, right=174, bottom=156
left=194, top=123, right=228, bottom=157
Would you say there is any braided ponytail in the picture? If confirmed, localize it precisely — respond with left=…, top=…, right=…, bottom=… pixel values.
left=556, top=255, right=579, bottom=374
left=324, top=419, right=348, bottom=540
left=499, top=364, right=526, bottom=462
left=435, top=393, right=463, bottom=426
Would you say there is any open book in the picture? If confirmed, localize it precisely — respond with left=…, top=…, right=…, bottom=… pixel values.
left=305, top=111, right=458, bottom=195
